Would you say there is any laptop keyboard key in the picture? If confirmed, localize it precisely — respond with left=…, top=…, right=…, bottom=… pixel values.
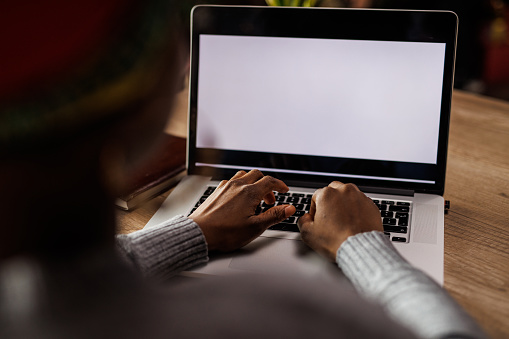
left=301, top=197, right=311, bottom=204
left=398, top=218, right=409, bottom=226
left=205, top=188, right=214, bottom=195
left=395, top=212, right=409, bottom=218
left=389, top=205, right=409, bottom=212
left=383, top=226, right=407, bottom=233
left=294, top=210, right=306, bottom=217
left=383, top=218, right=397, bottom=225
left=287, top=196, right=300, bottom=203
left=276, top=195, right=287, bottom=202
left=293, top=203, right=305, bottom=211
left=381, top=211, right=394, bottom=218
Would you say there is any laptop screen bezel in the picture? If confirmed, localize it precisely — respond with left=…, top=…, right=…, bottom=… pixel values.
left=188, top=5, right=457, bottom=196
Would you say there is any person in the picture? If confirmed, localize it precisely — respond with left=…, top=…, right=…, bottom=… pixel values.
left=0, top=1, right=485, bottom=338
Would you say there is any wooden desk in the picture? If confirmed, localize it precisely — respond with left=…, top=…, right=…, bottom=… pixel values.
left=442, top=91, right=509, bottom=339
left=116, top=90, right=509, bottom=339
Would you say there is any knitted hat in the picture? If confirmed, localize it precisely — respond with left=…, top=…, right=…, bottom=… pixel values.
left=0, top=0, right=187, bottom=152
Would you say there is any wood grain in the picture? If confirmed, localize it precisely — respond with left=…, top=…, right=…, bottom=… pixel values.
left=116, top=90, right=509, bottom=338
left=443, top=90, right=509, bottom=339
left=115, top=191, right=170, bottom=234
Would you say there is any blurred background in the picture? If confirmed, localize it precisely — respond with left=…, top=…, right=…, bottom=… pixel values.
left=190, top=0, right=509, bottom=102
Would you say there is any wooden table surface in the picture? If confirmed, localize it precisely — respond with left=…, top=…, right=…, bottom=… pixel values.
left=116, top=90, right=509, bottom=339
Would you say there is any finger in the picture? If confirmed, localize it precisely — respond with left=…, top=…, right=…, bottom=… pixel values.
left=328, top=181, right=344, bottom=189
left=239, top=169, right=264, bottom=184
left=262, top=191, right=276, bottom=205
left=251, top=204, right=295, bottom=230
left=216, top=180, right=228, bottom=189
left=297, top=213, right=314, bottom=244
left=297, top=212, right=313, bottom=231
left=308, top=198, right=316, bottom=218
left=309, top=188, right=324, bottom=217
left=230, top=170, right=247, bottom=180
left=254, top=175, right=289, bottom=195
left=329, top=181, right=360, bottom=193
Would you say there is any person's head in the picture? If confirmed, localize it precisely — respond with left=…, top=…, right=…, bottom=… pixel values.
left=0, top=0, right=190, bottom=261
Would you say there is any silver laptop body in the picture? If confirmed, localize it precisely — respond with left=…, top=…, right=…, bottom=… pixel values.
left=146, top=5, right=458, bottom=285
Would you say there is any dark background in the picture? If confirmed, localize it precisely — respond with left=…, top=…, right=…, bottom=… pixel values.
left=191, top=0, right=509, bottom=102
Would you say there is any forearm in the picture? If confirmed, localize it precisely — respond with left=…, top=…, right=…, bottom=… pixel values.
left=337, top=231, right=485, bottom=339
left=116, top=215, right=208, bottom=279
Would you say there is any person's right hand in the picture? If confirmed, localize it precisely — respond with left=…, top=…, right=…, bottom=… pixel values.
left=297, top=181, right=383, bottom=261
left=189, top=170, right=296, bottom=252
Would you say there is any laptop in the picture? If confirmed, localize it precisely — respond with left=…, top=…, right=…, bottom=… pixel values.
left=145, top=5, right=458, bottom=285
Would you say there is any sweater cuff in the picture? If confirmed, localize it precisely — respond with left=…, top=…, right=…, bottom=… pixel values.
left=336, top=231, right=414, bottom=294
left=116, top=215, right=208, bottom=279
left=336, top=232, right=487, bottom=339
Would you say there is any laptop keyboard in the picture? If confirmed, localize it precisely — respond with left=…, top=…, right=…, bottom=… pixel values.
left=189, top=186, right=411, bottom=243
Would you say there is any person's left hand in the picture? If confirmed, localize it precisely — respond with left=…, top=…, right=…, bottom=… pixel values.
left=189, top=170, right=296, bottom=252
left=298, top=181, right=383, bottom=261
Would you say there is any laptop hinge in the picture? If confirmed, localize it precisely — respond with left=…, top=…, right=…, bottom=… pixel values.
left=359, top=186, right=415, bottom=197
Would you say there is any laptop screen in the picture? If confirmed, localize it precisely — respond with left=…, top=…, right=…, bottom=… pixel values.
left=189, top=6, right=457, bottom=195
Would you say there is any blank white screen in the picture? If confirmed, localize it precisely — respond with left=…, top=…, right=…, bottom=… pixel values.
left=196, top=35, right=445, bottom=164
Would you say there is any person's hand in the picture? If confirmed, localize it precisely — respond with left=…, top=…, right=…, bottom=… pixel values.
left=189, top=170, right=296, bottom=252
left=297, top=181, right=383, bottom=261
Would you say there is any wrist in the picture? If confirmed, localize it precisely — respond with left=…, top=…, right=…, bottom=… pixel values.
left=188, top=217, right=216, bottom=252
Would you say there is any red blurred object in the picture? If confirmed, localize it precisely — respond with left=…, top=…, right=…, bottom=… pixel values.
left=0, top=0, right=129, bottom=102
left=483, top=8, right=509, bottom=85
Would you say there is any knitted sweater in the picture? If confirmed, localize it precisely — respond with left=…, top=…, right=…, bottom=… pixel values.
left=116, top=215, right=486, bottom=339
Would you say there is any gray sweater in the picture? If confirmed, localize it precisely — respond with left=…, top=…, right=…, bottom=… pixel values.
left=116, top=215, right=486, bottom=339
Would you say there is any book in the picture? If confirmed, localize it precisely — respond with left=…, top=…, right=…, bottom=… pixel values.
left=116, top=134, right=186, bottom=210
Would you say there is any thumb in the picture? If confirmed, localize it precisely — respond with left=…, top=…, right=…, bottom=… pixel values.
left=252, top=204, right=296, bottom=229
left=297, top=213, right=313, bottom=233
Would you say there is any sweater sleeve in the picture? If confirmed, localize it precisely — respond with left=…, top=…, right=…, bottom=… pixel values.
left=336, top=231, right=486, bottom=339
left=115, top=215, right=208, bottom=279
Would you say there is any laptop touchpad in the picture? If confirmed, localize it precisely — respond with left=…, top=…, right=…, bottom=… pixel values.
left=229, top=236, right=339, bottom=277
